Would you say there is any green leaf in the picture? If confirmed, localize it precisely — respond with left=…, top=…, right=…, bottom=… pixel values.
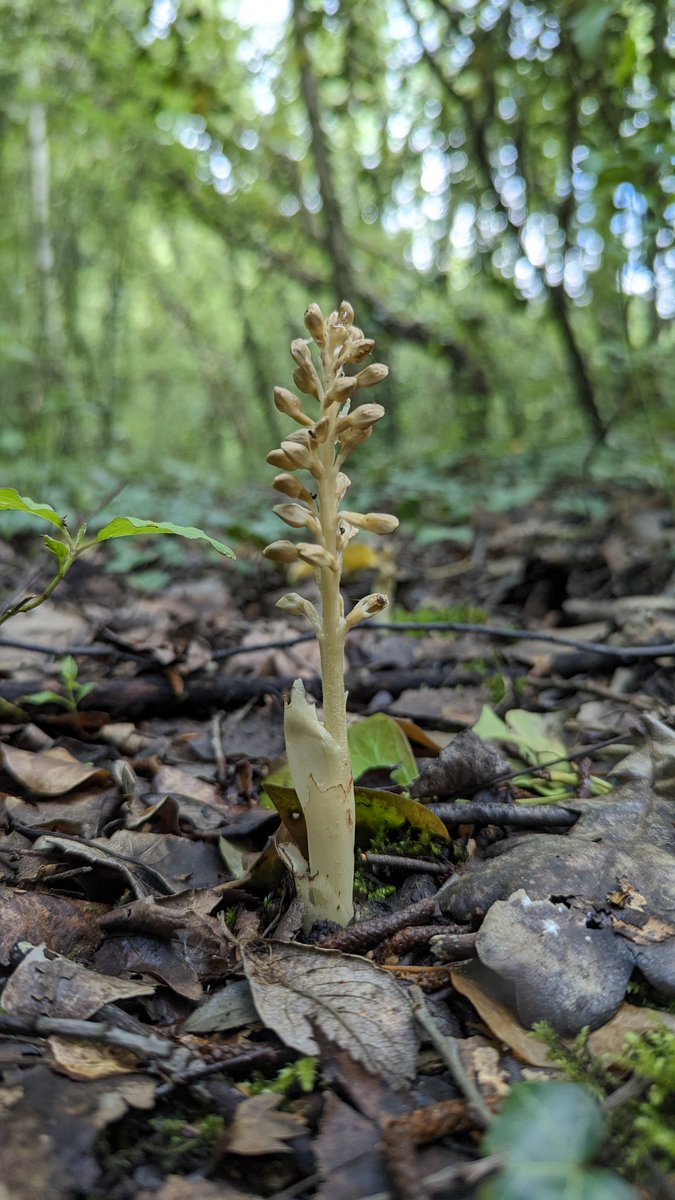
left=59, top=655, right=78, bottom=686
left=473, top=707, right=566, bottom=765
left=0, top=488, right=65, bottom=529
left=354, top=785, right=449, bottom=842
left=20, top=690, right=70, bottom=710
left=264, top=783, right=449, bottom=856
left=568, top=2, right=618, bottom=60
left=479, top=1166, right=637, bottom=1200
left=473, top=705, right=512, bottom=742
left=504, top=710, right=567, bottom=764
left=348, top=714, right=418, bottom=786
left=43, top=536, right=71, bottom=567
left=482, top=1082, right=605, bottom=1166
left=94, top=516, right=235, bottom=558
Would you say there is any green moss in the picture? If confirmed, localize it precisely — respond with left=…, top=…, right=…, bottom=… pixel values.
left=530, top=1021, right=675, bottom=1177
left=390, top=602, right=489, bottom=636
left=619, top=1028, right=675, bottom=1170
left=530, top=1023, right=610, bottom=1098
left=247, top=1056, right=318, bottom=1097
left=353, top=870, right=397, bottom=901
left=368, top=824, right=445, bottom=859
left=92, top=1103, right=227, bottom=1193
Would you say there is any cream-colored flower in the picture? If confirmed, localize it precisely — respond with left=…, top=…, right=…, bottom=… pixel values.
left=297, top=543, right=338, bottom=572
left=273, top=503, right=321, bottom=536
left=345, top=592, right=389, bottom=629
left=273, top=473, right=315, bottom=502
left=339, top=511, right=399, bottom=535
left=274, top=387, right=313, bottom=425
left=263, top=540, right=300, bottom=563
left=304, top=303, right=327, bottom=345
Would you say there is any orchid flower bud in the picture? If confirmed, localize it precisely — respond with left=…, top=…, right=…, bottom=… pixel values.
left=274, top=387, right=313, bottom=426
left=267, top=448, right=299, bottom=471
left=304, top=304, right=327, bottom=346
left=355, top=363, right=389, bottom=388
left=273, top=474, right=314, bottom=502
left=297, top=543, right=338, bottom=572
left=345, top=593, right=389, bottom=629
left=276, top=592, right=322, bottom=634
left=324, top=375, right=358, bottom=408
left=273, top=504, right=321, bottom=537
left=263, top=540, right=300, bottom=563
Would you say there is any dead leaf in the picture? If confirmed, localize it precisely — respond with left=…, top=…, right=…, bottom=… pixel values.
left=183, top=979, right=259, bottom=1034
left=226, top=1093, right=305, bottom=1155
left=0, top=888, right=106, bottom=965
left=94, top=935, right=203, bottom=1001
left=1, top=944, right=155, bottom=1018
left=1, top=743, right=108, bottom=796
left=242, top=941, right=418, bottom=1089
left=450, top=967, right=554, bottom=1068
left=314, top=1091, right=390, bottom=1200
left=153, top=764, right=222, bottom=805
left=48, top=1036, right=139, bottom=1080
left=586, top=1002, right=675, bottom=1058
left=452, top=967, right=675, bottom=1066
left=409, top=729, right=511, bottom=799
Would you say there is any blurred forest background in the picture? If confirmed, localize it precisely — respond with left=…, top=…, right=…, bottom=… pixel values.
left=0, top=0, right=673, bottom=543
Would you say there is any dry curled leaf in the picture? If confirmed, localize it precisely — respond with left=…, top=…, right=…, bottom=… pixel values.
left=0, top=743, right=107, bottom=796
left=241, top=941, right=418, bottom=1089
left=2, top=944, right=155, bottom=1019
left=226, top=1093, right=305, bottom=1156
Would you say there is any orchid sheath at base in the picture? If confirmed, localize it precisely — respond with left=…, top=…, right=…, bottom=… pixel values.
left=263, top=302, right=398, bottom=929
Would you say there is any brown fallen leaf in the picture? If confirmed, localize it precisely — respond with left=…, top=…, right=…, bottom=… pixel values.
left=451, top=966, right=675, bottom=1066
left=450, top=966, right=554, bottom=1068
left=0, top=743, right=108, bottom=795
left=242, top=941, right=418, bottom=1090
left=585, top=1002, right=675, bottom=1058
left=225, top=1093, right=305, bottom=1155
left=48, top=1036, right=139, bottom=1080
left=0, top=887, right=106, bottom=965
left=1, top=944, right=155, bottom=1019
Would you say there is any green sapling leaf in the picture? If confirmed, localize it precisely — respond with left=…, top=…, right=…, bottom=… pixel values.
left=43, top=536, right=71, bottom=567
left=21, top=690, right=71, bottom=710
left=479, top=1166, right=637, bottom=1200
left=94, top=516, right=235, bottom=558
left=348, top=713, right=419, bottom=787
left=0, top=488, right=65, bottom=529
left=479, top=1081, right=638, bottom=1200
left=60, top=655, right=79, bottom=687
left=483, top=1081, right=605, bottom=1165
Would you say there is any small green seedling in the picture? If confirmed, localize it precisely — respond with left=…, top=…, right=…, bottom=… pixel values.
left=0, top=488, right=234, bottom=629
left=22, top=654, right=95, bottom=712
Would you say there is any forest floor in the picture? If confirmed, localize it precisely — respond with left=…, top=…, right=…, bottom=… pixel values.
left=0, top=480, right=674, bottom=1200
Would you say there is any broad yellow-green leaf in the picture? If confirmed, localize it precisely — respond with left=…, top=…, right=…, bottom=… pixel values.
left=474, top=706, right=566, bottom=765
left=504, top=710, right=567, bottom=764
left=348, top=713, right=418, bottom=786
left=264, top=782, right=449, bottom=854
left=94, top=516, right=235, bottom=558
left=0, top=488, right=65, bottom=529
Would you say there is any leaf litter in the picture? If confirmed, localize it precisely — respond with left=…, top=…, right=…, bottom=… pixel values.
left=0, top=485, right=673, bottom=1198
